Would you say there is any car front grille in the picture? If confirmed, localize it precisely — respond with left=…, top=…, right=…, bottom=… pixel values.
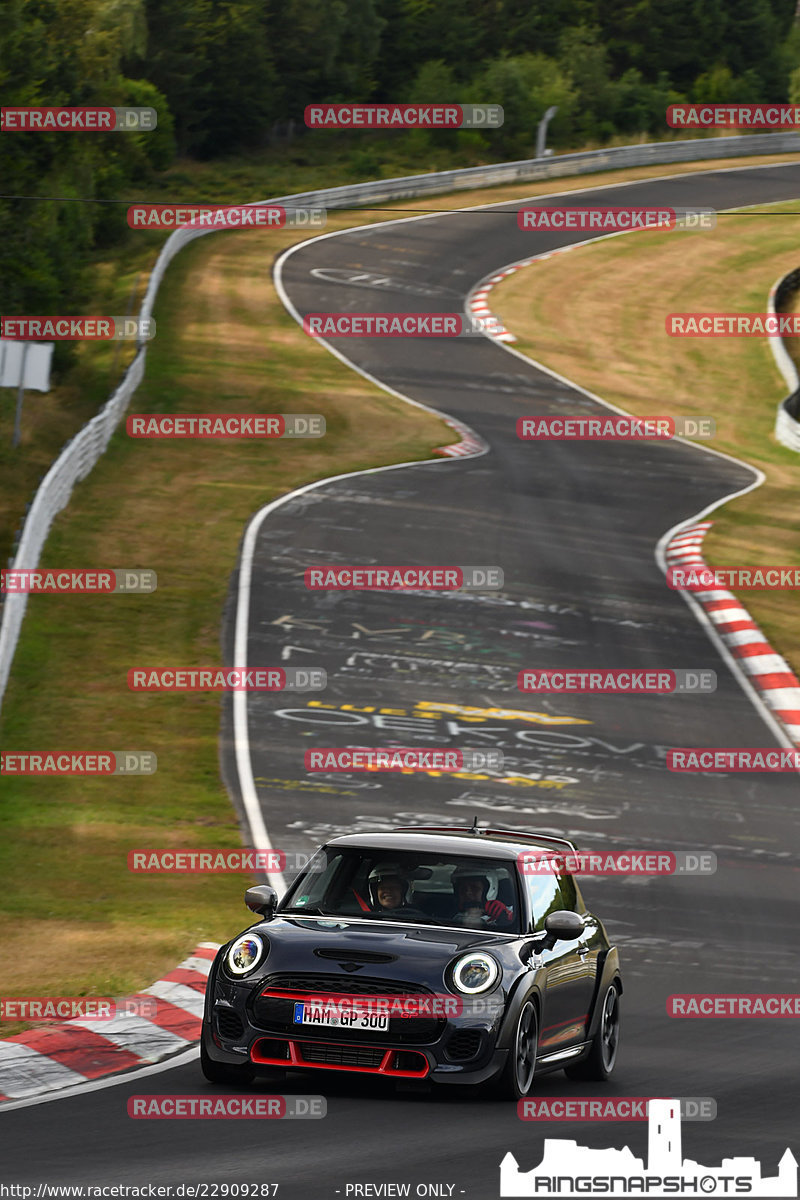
left=260, top=974, right=428, bottom=995
left=250, top=1037, right=429, bottom=1077
left=251, top=974, right=445, bottom=1045
left=299, top=1042, right=384, bottom=1068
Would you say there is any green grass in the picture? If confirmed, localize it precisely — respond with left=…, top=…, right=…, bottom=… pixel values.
left=0, top=221, right=453, bottom=1010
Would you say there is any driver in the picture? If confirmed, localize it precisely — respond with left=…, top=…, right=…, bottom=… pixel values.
left=368, top=863, right=414, bottom=912
left=450, top=866, right=513, bottom=927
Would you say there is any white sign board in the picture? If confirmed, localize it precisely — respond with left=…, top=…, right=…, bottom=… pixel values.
left=0, top=340, right=54, bottom=391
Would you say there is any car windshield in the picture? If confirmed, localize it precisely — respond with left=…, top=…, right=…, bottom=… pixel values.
left=281, top=847, right=522, bottom=933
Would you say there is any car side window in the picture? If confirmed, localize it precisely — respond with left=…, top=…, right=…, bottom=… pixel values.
left=557, top=871, right=578, bottom=912
left=523, top=870, right=565, bottom=931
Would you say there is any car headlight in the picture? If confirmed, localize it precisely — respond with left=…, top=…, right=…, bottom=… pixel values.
left=226, top=933, right=266, bottom=977
left=452, top=952, right=500, bottom=994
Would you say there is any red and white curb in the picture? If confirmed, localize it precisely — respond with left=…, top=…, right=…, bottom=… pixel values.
left=468, top=270, right=518, bottom=343
left=0, top=942, right=220, bottom=1104
left=435, top=415, right=486, bottom=458
left=665, top=523, right=800, bottom=744
left=466, top=247, right=580, bottom=347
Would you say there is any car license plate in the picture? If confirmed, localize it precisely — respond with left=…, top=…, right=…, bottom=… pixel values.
left=293, top=1002, right=389, bottom=1032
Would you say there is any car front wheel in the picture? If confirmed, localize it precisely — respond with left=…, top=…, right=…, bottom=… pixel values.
left=497, top=999, right=539, bottom=1099
left=565, top=981, right=620, bottom=1081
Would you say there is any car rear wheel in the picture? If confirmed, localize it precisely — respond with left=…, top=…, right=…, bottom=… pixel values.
left=565, top=981, right=620, bottom=1081
left=201, top=1037, right=256, bottom=1085
left=497, top=999, right=538, bottom=1099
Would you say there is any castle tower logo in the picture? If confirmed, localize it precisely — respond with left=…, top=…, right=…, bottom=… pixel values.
left=500, top=1098, right=797, bottom=1197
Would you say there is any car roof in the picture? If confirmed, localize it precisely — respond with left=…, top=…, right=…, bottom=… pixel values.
left=324, top=828, right=578, bottom=861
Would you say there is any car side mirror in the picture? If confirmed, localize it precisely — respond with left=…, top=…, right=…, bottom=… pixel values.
left=541, top=909, right=584, bottom=950
left=245, top=885, right=278, bottom=919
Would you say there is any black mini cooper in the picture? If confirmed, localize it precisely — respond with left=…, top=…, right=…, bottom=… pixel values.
left=200, top=826, right=622, bottom=1098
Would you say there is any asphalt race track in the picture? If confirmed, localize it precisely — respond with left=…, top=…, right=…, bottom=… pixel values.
left=3, top=162, right=800, bottom=1195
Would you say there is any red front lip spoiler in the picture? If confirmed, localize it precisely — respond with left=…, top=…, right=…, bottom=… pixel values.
left=250, top=1037, right=430, bottom=1078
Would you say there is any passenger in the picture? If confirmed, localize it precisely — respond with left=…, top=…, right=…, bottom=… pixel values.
left=449, top=866, right=513, bottom=927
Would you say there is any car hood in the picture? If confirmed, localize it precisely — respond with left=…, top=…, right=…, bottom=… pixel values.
left=233, top=914, right=518, bottom=991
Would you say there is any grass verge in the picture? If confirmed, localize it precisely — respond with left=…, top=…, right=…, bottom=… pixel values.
left=491, top=198, right=800, bottom=675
